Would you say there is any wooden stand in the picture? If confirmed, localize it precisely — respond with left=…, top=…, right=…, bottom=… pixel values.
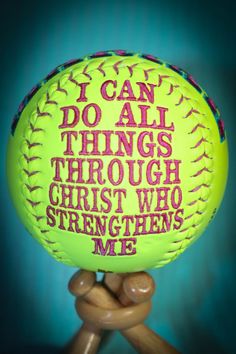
left=65, top=270, right=180, bottom=354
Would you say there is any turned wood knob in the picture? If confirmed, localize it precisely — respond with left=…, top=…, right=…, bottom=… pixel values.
left=119, top=272, right=156, bottom=305
left=68, top=269, right=96, bottom=296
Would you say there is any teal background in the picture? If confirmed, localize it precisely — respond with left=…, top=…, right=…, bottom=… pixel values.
left=0, top=0, right=235, bottom=353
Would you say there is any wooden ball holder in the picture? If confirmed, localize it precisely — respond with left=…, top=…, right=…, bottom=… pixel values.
left=65, top=270, right=180, bottom=354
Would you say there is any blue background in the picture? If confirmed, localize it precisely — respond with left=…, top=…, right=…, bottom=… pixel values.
left=0, top=0, right=235, bottom=353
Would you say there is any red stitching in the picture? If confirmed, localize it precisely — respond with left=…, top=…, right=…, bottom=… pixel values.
left=23, top=169, right=40, bottom=177
left=186, top=236, right=194, bottom=240
left=189, top=184, right=210, bottom=193
left=179, top=227, right=188, bottom=233
left=191, top=167, right=212, bottom=177
left=45, top=239, right=56, bottom=244
left=97, top=61, right=106, bottom=76
left=188, top=200, right=198, bottom=206
left=46, top=92, right=57, bottom=105
left=56, top=81, right=68, bottom=95
left=184, top=213, right=194, bottom=220
left=180, top=223, right=199, bottom=233
left=199, top=197, right=208, bottom=202
left=23, top=154, right=41, bottom=163
left=184, top=108, right=200, bottom=119
left=68, top=72, right=81, bottom=86
left=175, top=94, right=190, bottom=106
left=82, top=64, right=92, bottom=80
left=127, top=63, right=138, bottom=77
left=30, top=123, right=43, bottom=133
left=192, top=152, right=211, bottom=163
left=184, top=210, right=204, bottom=220
left=26, top=140, right=42, bottom=149
left=113, top=60, right=124, bottom=74
left=157, top=74, right=170, bottom=87
left=167, top=84, right=180, bottom=95
left=143, top=68, right=155, bottom=81
left=187, top=197, right=208, bottom=206
left=189, top=123, right=208, bottom=134
left=26, top=198, right=41, bottom=207
left=25, top=184, right=42, bottom=192
left=37, top=105, right=52, bottom=117
left=33, top=215, right=44, bottom=221
left=191, top=137, right=209, bottom=149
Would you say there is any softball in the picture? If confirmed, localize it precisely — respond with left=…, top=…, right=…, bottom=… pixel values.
left=7, top=50, right=228, bottom=272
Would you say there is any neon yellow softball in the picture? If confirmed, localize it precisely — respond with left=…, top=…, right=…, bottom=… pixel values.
left=7, top=50, right=228, bottom=272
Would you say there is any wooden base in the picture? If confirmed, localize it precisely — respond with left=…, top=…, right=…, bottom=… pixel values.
left=65, top=270, right=180, bottom=354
